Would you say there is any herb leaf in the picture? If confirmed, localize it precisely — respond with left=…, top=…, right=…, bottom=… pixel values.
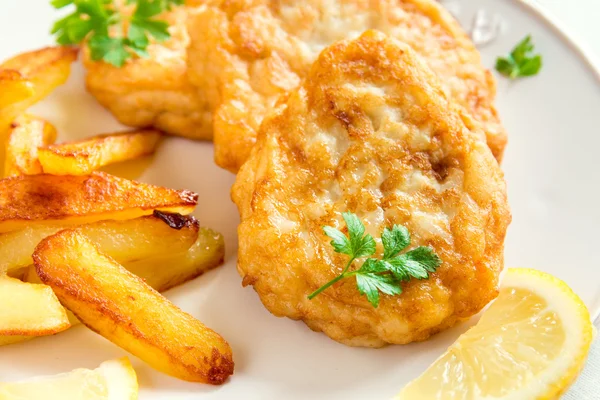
left=51, top=0, right=74, bottom=8
left=388, top=247, right=441, bottom=281
left=495, top=35, right=543, bottom=79
left=50, top=0, right=183, bottom=67
left=88, top=35, right=131, bottom=67
left=309, top=212, right=442, bottom=308
left=381, top=224, right=410, bottom=259
left=323, top=226, right=352, bottom=256
left=342, top=212, right=376, bottom=258
left=355, top=268, right=401, bottom=308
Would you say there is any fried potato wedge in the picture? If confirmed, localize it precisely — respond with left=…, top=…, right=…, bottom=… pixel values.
left=0, top=357, right=139, bottom=398
left=34, top=230, right=234, bottom=384
left=124, top=226, right=224, bottom=292
left=0, top=46, right=78, bottom=133
left=9, top=267, right=80, bottom=336
left=21, top=225, right=224, bottom=333
left=0, top=276, right=70, bottom=338
left=0, top=70, right=33, bottom=108
left=4, top=114, right=57, bottom=177
left=38, top=129, right=162, bottom=175
left=0, top=212, right=199, bottom=275
left=0, top=172, right=197, bottom=233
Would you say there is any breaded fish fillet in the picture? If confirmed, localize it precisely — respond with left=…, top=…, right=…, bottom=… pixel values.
left=84, top=4, right=212, bottom=140
left=232, top=31, right=511, bottom=347
left=188, top=0, right=506, bottom=172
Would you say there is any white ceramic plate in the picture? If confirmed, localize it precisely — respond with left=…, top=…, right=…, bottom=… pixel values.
left=0, top=1, right=599, bottom=398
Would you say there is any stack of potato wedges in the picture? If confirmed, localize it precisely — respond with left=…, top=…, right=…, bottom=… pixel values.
left=0, top=46, right=234, bottom=385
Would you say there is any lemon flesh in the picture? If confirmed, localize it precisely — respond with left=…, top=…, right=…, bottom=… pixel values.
left=397, top=268, right=593, bottom=400
left=0, top=357, right=138, bottom=400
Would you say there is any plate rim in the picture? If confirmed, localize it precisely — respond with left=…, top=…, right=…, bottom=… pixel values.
left=512, top=0, right=600, bottom=322
left=517, top=0, right=600, bottom=79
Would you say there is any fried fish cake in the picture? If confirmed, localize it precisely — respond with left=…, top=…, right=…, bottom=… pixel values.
left=232, top=31, right=511, bottom=347
left=188, top=0, right=506, bottom=172
left=84, top=4, right=212, bottom=140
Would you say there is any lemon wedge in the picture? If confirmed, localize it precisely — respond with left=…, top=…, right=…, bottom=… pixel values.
left=397, top=268, right=593, bottom=400
left=0, top=357, right=138, bottom=399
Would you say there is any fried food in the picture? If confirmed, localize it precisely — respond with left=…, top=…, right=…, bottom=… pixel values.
left=232, top=31, right=511, bottom=347
left=4, top=114, right=57, bottom=177
left=83, top=5, right=212, bottom=140
left=38, top=129, right=161, bottom=175
left=0, top=172, right=197, bottom=233
left=34, top=230, right=234, bottom=384
left=24, top=225, right=224, bottom=292
left=0, top=357, right=138, bottom=399
left=13, top=215, right=223, bottom=345
left=0, top=70, right=33, bottom=108
left=0, top=46, right=77, bottom=134
left=124, top=226, right=225, bottom=292
left=187, top=0, right=505, bottom=172
left=20, top=223, right=224, bottom=338
left=0, top=212, right=199, bottom=275
left=0, top=277, right=69, bottom=342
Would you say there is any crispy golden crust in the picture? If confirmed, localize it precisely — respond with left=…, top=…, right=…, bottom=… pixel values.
left=0, top=70, right=33, bottom=108
left=0, top=213, right=200, bottom=275
left=0, top=277, right=70, bottom=337
left=33, top=230, right=234, bottom=384
left=1, top=46, right=78, bottom=77
left=187, top=0, right=505, bottom=172
left=4, top=114, right=57, bottom=177
left=0, top=172, right=197, bottom=233
left=0, top=46, right=77, bottom=135
left=83, top=5, right=212, bottom=140
left=232, top=31, right=511, bottom=347
left=37, top=129, right=161, bottom=175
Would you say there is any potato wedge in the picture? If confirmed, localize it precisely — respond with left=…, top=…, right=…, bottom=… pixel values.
left=124, top=226, right=224, bottom=292
left=0, top=357, right=138, bottom=398
left=0, top=69, right=33, bottom=108
left=38, top=129, right=161, bottom=175
left=0, top=276, right=70, bottom=338
left=0, top=172, right=197, bottom=233
left=0, top=211, right=199, bottom=275
left=20, top=225, right=225, bottom=336
left=34, top=230, right=234, bottom=384
left=4, top=114, right=57, bottom=177
left=0, top=46, right=78, bottom=134
left=24, top=226, right=224, bottom=292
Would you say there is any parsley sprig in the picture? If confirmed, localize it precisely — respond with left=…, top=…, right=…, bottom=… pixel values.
left=308, top=212, right=442, bottom=308
left=495, top=35, right=542, bottom=79
left=50, top=0, right=184, bottom=67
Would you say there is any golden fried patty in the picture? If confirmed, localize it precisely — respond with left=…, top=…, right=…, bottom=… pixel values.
left=84, top=4, right=212, bottom=140
left=188, top=0, right=506, bottom=172
left=232, top=31, right=511, bottom=347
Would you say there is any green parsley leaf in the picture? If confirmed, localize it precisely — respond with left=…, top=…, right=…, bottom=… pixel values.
left=309, top=212, right=442, bottom=308
left=517, top=55, right=542, bottom=77
left=322, top=213, right=376, bottom=258
left=88, top=35, right=131, bottom=67
left=322, top=226, right=352, bottom=256
left=381, top=224, right=410, bottom=259
left=342, top=212, right=376, bottom=258
left=131, top=18, right=170, bottom=42
left=353, top=259, right=402, bottom=308
left=133, top=0, right=164, bottom=18
left=388, top=247, right=441, bottom=281
left=495, top=35, right=543, bottom=79
left=49, top=0, right=183, bottom=67
left=51, top=0, right=74, bottom=8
